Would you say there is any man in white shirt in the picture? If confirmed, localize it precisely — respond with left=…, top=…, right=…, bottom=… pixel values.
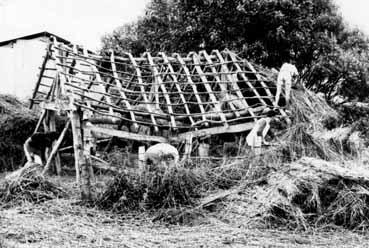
left=275, top=63, right=299, bottom=108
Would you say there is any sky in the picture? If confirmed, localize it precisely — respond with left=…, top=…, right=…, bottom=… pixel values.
left=0, top=0, right=368, bottom=52
left=0, top=0, right=149, bottom=51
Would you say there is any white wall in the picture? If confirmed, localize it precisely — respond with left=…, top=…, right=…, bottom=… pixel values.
left=0, top=37, right=48, bottom=99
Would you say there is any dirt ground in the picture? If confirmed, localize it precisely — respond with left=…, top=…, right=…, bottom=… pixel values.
left=1, top=174, right=369, bottom=248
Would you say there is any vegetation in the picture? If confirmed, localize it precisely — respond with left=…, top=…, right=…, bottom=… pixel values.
left=101, top=0, right=369, bottom=101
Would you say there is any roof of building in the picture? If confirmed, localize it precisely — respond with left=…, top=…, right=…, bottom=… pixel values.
left=0, top=31, right=71, bottom=47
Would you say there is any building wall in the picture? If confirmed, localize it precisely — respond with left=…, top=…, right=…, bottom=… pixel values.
left=0, top=37, right=48, bottom=99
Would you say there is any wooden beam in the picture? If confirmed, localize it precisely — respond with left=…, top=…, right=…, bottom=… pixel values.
left=173, top=53, right=207, bottom=126
left=33, top=110, right=47, bottom=133
left=199, top=50, right=240, bottom=118
left=125, top=53, right=159, bottom=133
left=69, top=111, right=82, bottom=183
left=110, top=49, right=138, bottom=130
left=39, top=100, right=73, bottom=111
left=176, top=122, right=254, bottom=141
left=160, top=52, right=195, bottom=126
left=224, top=49, right=268, bottom=107
left=145, top=52, right=176, bottom=129
left=211, top=50, right=257, bottom=120
left=189, top=52, right=228, bottom=126
left=86, top=123, right=168, bottom=143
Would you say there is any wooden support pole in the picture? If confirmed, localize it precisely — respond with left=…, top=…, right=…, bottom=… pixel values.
left=182, top=133, right=193, bottom=160
left=138, top=146, right=146, bottom=173
left=83, top=121, right=96, bottom=183
left=48, top=111, right=62, bottom=176
left=70, top=110, right=92, bottom=200
left=42, top=120, right=70, bottom=175
left=70, top=111, right=82, bottom=183
left=34, top=109, right=47, bottom=133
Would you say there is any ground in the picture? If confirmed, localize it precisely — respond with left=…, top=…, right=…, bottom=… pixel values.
left=1, top=174, right=369, bottom=248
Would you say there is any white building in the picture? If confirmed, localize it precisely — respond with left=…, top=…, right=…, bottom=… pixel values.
left=0, top=32, right=71, bottom=99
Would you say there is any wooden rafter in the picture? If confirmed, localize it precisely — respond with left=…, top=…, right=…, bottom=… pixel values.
left=188, top=52, right=228, bottom=126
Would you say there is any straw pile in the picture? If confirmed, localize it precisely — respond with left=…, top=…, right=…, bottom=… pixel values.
left=0, top=162, right=66, bottom=207
left=0, top=95, right=38, bottom=171
left=289, top=88, right=338, bottom=126
left=255, top=157, right=369, bottom=229
left=96, top=164, right=203, bottom=213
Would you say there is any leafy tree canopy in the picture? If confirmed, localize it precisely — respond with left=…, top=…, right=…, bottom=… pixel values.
left=101, top=0, right=369, bottom=100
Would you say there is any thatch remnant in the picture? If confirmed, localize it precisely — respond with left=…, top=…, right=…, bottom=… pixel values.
left=255, top=157, right=369, bottom=229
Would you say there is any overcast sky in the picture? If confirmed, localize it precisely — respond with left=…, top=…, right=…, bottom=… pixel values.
left=0, top=0, right=368, bottom=51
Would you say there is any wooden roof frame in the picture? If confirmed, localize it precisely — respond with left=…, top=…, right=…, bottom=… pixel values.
left=30, top=38, right=286, bottom=143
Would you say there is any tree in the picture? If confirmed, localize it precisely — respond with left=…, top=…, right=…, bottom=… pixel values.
left=100, top=0, right=369, bottom=100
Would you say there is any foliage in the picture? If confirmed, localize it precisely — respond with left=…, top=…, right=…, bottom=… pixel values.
left=100, top=0, right=369, bottom=100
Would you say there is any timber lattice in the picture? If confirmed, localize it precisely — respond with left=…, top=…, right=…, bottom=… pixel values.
left=30, top=38, right=285, bottom=141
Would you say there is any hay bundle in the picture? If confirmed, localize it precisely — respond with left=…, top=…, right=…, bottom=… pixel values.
left=255, top=157, right=369, bottom=229
left=279, top=123, right=336, bottom=161
left=95, top=170, right=144, bottom=212
left=0, top=95, right=38, bottom=171
left=96, top=165, right=203, bottom=212
left=0, top=162, right=66, bottom=206
left=289, top=89, right=338, bottom=126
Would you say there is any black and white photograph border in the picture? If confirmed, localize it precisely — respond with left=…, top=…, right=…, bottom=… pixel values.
left=1, top=0, right=369, bottom=247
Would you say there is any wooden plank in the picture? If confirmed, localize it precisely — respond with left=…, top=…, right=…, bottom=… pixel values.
left=110, top=49, right=138, bottom=130
left=159, top=52, right=195, bottom=126
left=125, top=53, right=159, bottom=133
left=39, top=100, right=73, bottom=111
left=189, top=52, right=228, bottom=126
left=87, top=123, right=168, bottom=143
left=211, top=50, right=257, bottom=120
left=176, top=122, right=254, bottom=141
left=173, top=53, right=207, bottom=126
left=145, top=52, right=176, bottom=129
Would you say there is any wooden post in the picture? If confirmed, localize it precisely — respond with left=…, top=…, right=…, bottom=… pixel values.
left=70, top=111, right=82, bottom=183
left=138, top=146, right=146, bottom=172
left=83, top=122, right=96, bottom=183
left=182, top=133, right=193, bottom=160
left=70, top=110, right=92, bottom=200
left=198, top=143, right=210, bottom=157
left=48, top=111, right=62, bottom=175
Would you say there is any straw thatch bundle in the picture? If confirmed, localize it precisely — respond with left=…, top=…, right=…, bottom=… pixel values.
left=289, top=89, right=338, bottom=126
left=255, top=157, right=369, bottom=229
left=0, top=95, right=38, bottom=171
left=279, top=123, right=338, bottom=161
left=96, top=164, right=203, bottom=213
left=0, top=162, right=66, bottom=207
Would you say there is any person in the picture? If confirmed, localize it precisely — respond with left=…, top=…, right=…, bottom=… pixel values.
left=275, top=63, right=299, bottom=108
left=246, top=117, right=273, bottom=155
